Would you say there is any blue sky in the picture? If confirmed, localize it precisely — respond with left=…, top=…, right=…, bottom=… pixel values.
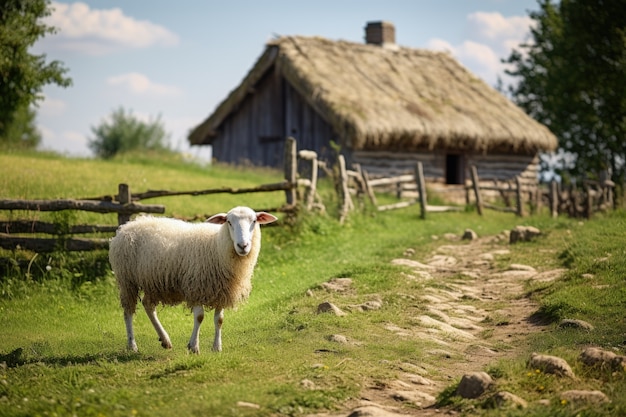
left=32, top=0, right=541, bottom=159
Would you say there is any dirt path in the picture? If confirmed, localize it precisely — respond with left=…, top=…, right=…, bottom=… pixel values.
left=310, top=231, right=565, bottom=417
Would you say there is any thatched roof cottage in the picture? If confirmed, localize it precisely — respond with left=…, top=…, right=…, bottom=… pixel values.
left=189, top=22, right=557, bottom=189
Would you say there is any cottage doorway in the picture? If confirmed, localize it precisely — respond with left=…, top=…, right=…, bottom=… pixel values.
left=446, top=154, right=464, bottom=185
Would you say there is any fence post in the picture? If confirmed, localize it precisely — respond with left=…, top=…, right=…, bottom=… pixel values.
left=338, top=155, right=352, bottom=224
left=550, top=180, right=558, bottom=218
left=117, top=183, right=131, bottom=225
left=415, top=161, right=428, bottom=219
left=284, top=136, right=297, bottom=206
left=515, top=176, right=524, bottom=217
left=470, top=165, right=483, bottom=216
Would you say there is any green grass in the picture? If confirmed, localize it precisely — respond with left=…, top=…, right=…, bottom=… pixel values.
left=1, top=150, right=625, bottom=416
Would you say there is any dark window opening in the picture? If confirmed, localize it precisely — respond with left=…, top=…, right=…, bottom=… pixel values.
left=446, top=154, right=464, bottom=185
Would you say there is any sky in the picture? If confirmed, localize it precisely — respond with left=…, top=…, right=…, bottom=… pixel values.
left=32, top=0, right=541, bottom=160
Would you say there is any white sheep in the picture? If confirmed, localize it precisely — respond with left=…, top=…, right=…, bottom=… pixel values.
left=108, top=206, right=277, bottom=353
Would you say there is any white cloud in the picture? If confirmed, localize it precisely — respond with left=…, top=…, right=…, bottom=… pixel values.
left=107, top=73, right=182, bottom=96
left=426, top=12, right=533, bottom=86
left=44, top=1, right=179, bottom=55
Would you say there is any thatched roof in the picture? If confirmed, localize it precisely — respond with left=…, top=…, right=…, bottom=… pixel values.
left=189, top=36, right=557, bottom=153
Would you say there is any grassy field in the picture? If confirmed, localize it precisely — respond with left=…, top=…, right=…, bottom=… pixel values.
left=1, top=150, right=625, bottom=416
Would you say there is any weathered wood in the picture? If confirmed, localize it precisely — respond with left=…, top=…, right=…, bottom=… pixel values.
left=377, top=200, right=417, bottom=211
left=0, top=234, right=109, bottom=252
left=367, top=174, right=415, bottom=187
left=415, top=161, right=428, bottom=219
left=0, top=199, right=164, bottom=215
left=131, top=181, right=293, bottom=200
left=298, top=150, right=318, bottom=161
left=284, top=136, right=297, bottom=205
left=306, top=152, right=318, bottom=210
left=470, top=165, right=483, bottom=216
left=515, top=176, right=524, bottom=217
left=426, top=205, right=463, bottom=213
left=338, top=155, right=353, bottom=223
left=0, top=221, right=117, bottom=235
left=361, top=169, right=377, bottom=206
left=117, top=183, right=132, bottom=225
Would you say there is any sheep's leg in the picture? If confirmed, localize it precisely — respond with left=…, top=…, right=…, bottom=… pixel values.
left=124, top=311, right=138, bottom=352
left=142, top=298, right=172, bottom=349
left=212, top=309, right=224, bottom=352
left=187, top=305, right=204, bottom=354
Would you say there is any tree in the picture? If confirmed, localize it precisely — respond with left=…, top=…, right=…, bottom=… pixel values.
left=88, top=107, right=171, bottom=159
left=504, top=0, right=626, bottom=184
left=0, top=0, right=72, bottom=144
left=1, top=104, right=41, bottom=149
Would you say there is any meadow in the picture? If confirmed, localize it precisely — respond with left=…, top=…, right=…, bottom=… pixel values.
left=0, top=150, right=625, bottom=416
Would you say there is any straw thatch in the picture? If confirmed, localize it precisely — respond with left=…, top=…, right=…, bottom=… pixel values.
left=189, top=35, right=557, bottom=153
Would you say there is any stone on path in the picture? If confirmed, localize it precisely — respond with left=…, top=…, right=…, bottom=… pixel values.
left=510, top=226, right=541, bottom=244
left=317, top=301, right=346, bottom=316
left=579, top=347, right=626, bottom=370
left=559, top=319, right=594, bottom=331
left=455, top=371, right=493, bottom=399
left=486, top=391, right=528, bottom=409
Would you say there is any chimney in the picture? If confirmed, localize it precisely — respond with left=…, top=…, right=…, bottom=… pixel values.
left=365, top=21, right=395, bottom=46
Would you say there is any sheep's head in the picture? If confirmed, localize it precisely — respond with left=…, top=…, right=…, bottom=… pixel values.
left=207, top=206, right=277, bottom=256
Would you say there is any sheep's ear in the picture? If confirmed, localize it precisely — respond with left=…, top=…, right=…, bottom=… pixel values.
left=206, top=213, right=228, bottom=224
left=256, top=212, right=278, bottom=224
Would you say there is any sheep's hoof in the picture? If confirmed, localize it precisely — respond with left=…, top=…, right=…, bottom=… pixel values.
left=159, top=338, right=172, bottom=349
left=187, top=343, right=200, bottom=354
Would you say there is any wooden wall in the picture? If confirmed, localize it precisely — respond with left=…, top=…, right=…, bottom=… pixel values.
left=211, top=66, right=337, bottom=168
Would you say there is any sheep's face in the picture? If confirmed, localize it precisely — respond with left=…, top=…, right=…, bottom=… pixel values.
left=207, top=207, right=277, bottom=256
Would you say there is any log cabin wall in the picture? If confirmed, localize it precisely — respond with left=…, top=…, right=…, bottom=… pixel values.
left=211, top=67, right=285, bottom=167
left=211, top=67, right=338, bottom=168
left=353, top=150, right=540, bottom=203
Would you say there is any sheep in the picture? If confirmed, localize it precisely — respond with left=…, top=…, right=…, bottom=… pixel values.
left=108, top=206, right=277, bottom=353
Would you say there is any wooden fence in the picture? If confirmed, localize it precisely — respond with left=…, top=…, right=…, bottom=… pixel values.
left=0, top=137, right=617, bottom=254
left=0, top=140, right=307, bottom=253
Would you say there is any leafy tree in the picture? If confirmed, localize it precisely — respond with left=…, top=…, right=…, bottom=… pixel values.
left=88, top=107, right=171, bottom=158
left=0, top=0, right=72, bottom=144
left=1, top=104, right=41, bottom=149
left=504, top=0, right=626, bottom=183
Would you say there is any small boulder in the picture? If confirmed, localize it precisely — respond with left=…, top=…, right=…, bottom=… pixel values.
left=560, top=390, right=610, bottom=405
left=317, top=301, right=346, bottom=316
left=456, top=371, right=493, bottom=399
left=510, top=226, right=541, bottom=244
left=328, top=334, right=348, bottom=344
left=486, top=391, right=528, bottom=409
left=579, top=347, right=626, bottom=371
left=559, top=319, right=594, bottom=331
left=462, top=229, right=478, bottom=240
left=529, top=353, right=576, bottom=378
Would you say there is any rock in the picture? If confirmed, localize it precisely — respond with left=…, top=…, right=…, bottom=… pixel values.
left=529, top=353, right=576, bottom=378
left=391, top=259, right=434, bottom=270
left=300, top=379, right=316, bottom=389
left=559, top=319, right=594, bottom=331
left=236, top=401, right=260, bottom=409
left=347, top=406, right=406, bottom=417
left=403, top=248, right=415, bottom=257
left=305, top=289, right=314, bottom=297
left=317, top=301, right=346, bottom=316
left=443, top=233, right=459, bottom=241
left=328, top=334, right=348, bottom=344
left=510, top=226, right=541, bottom=244
left=391, top=390, right=436, bottom=406
left=560, top=390, right=610, bottom=405
left=462, top=229, right=478, bottom=240
left=486, top=391, right=528, bottom=409
left=321, top=278, right=353, bottom=292
left=455, top=372, right=493, bottom=399
left=579, top=347, right=626, bottom=371
left=428, top=255, right=457, bottom=267
left=508, top=264, right=536, bottom=272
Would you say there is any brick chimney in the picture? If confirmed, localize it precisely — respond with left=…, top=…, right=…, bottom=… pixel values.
left=365, top=21, right=395, bottom=46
